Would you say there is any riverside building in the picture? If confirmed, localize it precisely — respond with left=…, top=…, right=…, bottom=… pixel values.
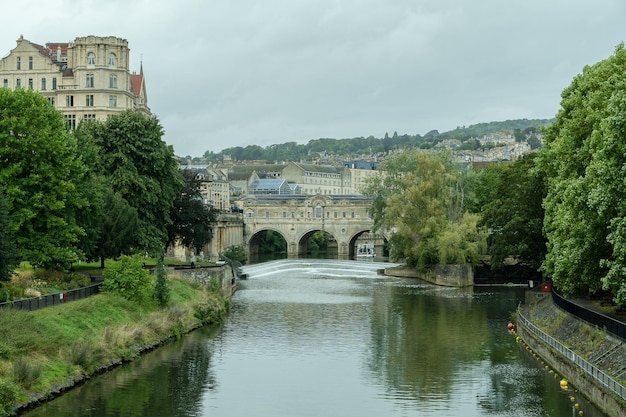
left=0, top=35, right=149, bottom=128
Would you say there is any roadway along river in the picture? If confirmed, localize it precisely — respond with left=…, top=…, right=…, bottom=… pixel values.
left=22, top=259, right=605, bottom=416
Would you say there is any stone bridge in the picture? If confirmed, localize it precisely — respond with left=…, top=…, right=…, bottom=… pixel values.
left=239, top=194, right=384, bottom=259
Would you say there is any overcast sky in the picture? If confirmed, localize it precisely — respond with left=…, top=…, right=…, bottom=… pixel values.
left=3, top=1, right=625, bottom=157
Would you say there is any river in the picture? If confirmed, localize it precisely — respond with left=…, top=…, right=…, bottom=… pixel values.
left=21, top=259, right=605, bottom=416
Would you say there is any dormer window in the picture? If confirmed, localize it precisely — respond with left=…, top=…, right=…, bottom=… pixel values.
left=108, top=53, right=116, bottom=66
left=87, top=52, right=96, bottom=65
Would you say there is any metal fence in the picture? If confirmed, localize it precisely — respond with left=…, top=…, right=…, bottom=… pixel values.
left=517, top=308, right=626, bottom=401
left=551, top=289, right=626, bottom=341
left=0, top=282, right=102, bottom=312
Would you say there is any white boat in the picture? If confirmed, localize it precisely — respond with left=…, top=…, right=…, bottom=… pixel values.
left=356, top=243, right=375, bottom=258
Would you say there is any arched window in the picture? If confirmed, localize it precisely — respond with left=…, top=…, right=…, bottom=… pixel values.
left=108, top=53, right=116, bottom=66
left=314, top=205, right=323, bottom=218
left=87, top=52, right=96, bottom=65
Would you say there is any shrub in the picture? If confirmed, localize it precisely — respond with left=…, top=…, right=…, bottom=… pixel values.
left=12, top=358, right=41, bottom=388
left=102, top=256, right=154, bottom=302
left=152, top=262, right=170, bottom=307
left=0, top=380, right=18, bottom=417
left=220, top=245, right=247, bottom=265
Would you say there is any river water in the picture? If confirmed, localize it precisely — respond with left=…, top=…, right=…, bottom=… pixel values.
left=22, top=259, right=605, bottom=417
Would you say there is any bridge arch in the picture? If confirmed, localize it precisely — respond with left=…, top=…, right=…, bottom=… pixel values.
left=247, top=228, right=288, bottom=259
left=348, top=229, right=389, bottom=259
left=296, top=229, right=338, bottom=257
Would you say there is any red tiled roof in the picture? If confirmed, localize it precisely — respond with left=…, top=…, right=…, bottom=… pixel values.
left=130, top=73, right=143, bottom=96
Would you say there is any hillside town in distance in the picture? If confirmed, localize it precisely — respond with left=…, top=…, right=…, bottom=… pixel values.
left=179, top=127, right=545, bottom=213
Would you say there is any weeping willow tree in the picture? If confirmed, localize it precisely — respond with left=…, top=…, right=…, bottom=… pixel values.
left=364, top=149, right=487, bottom=269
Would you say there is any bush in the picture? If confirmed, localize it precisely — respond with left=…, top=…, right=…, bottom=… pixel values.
left=220, top=245, right=247, bottom=265
left=12, top=358, right=41, bottom=388
left=152, top=262, right=170, bottom=307
left=0, top=380, right=18, bottom=417
left=102, top=256, right=154, bottom=302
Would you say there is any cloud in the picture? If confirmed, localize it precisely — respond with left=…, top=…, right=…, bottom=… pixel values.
left=3, top=0, right=626, bottom=156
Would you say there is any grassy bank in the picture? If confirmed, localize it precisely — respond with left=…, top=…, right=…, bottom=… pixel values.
left=0, top=274, right=227, bottom=416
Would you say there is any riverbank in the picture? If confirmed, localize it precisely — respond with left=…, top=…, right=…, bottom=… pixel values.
left=518, top=292, right=626, bottom=416
left=0, top=274, right=229, bottom=417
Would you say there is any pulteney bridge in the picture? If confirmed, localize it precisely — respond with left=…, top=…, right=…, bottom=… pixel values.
left=239, top=194, right=384, bottom=259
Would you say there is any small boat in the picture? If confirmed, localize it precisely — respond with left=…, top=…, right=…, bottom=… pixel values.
left=356, top=243, right=375, bottom=258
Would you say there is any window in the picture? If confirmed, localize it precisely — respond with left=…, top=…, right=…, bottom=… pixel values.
left=28, top=56, right=32, bottom=70
left=16, top=57, right=20, bottom=70
left=86, top=94, right=94, bottom=106
left=28, top=78, right=33, bottom=89
left=41, top=78, right=46, bottom=90
left=314, top=205, right=323, bottom=218
left=86, top=74, right=94, bottom=88
left=84, top=114, right=96, bottom=121
left=108, top=53, right=116, bottom=66
left=66, top=95, right=74, bottom=107
left=48, top=97, right=55, bottom=106
left=109, top=95, right=117, bottom=107
left=87, top=52, right=96, bottom=65
left=109, top=74, right=117, bottom=88
left=16, top=78, right=21, bottom=88
left=64, top=114, right=76, bottom=130
left=52, top=77, right=57, bottom=90
left=3, top=79, right=7, bottom=88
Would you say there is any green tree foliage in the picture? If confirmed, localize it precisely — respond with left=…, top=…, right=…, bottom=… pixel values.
left=364, top=149, right=487, bottom=269
left=102, top=256, right=154, bottom=302
left=538, top=43, right=626, bottom=303
left=166, top=169, right=216, bottom=253
left=152, top=258, right=170, bottom=307
left=0, top=188, right=17, bottom=282
left=78, top=111, right=183, bottom=256
left=0, top=88, right=86, bottom=271
left=221, top=245, right=248, bottom=265
left=479, top=154, right=547, bottom=269
left=205, top=119, right=552, bottom=162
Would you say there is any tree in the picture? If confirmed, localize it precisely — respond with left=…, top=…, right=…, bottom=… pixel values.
left=364, top=149, right=487, bottom=269
left=80, top=110, right=183, bottom=256
left=0, top=88, right=86, bottom=270
left=0, top=188, right=17, bottom=282
left=479, top=154, right=547, bottom=269
left=93, top=190, right=140, bottom=268
left=101, top=255, right=153, bottom=302
left=166, top=169, right=216, bottom=253
left=538, top=43, right=626, bottom=303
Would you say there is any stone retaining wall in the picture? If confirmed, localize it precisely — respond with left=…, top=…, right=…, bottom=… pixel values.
left=384, top=264, right=474, bottom=287
left=172, top=265, right=237, bottom=299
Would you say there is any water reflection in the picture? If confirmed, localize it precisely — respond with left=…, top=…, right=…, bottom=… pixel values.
left=23, top=327, right=221, bottom=417
left=21, top=260, right=606, bottom=417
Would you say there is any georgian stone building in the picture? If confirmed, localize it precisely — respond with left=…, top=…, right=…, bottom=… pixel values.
left=0, top=35, right=149, bottom=128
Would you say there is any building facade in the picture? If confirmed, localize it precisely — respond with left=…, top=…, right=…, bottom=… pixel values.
left=0, top=35, right=149, bottom=128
